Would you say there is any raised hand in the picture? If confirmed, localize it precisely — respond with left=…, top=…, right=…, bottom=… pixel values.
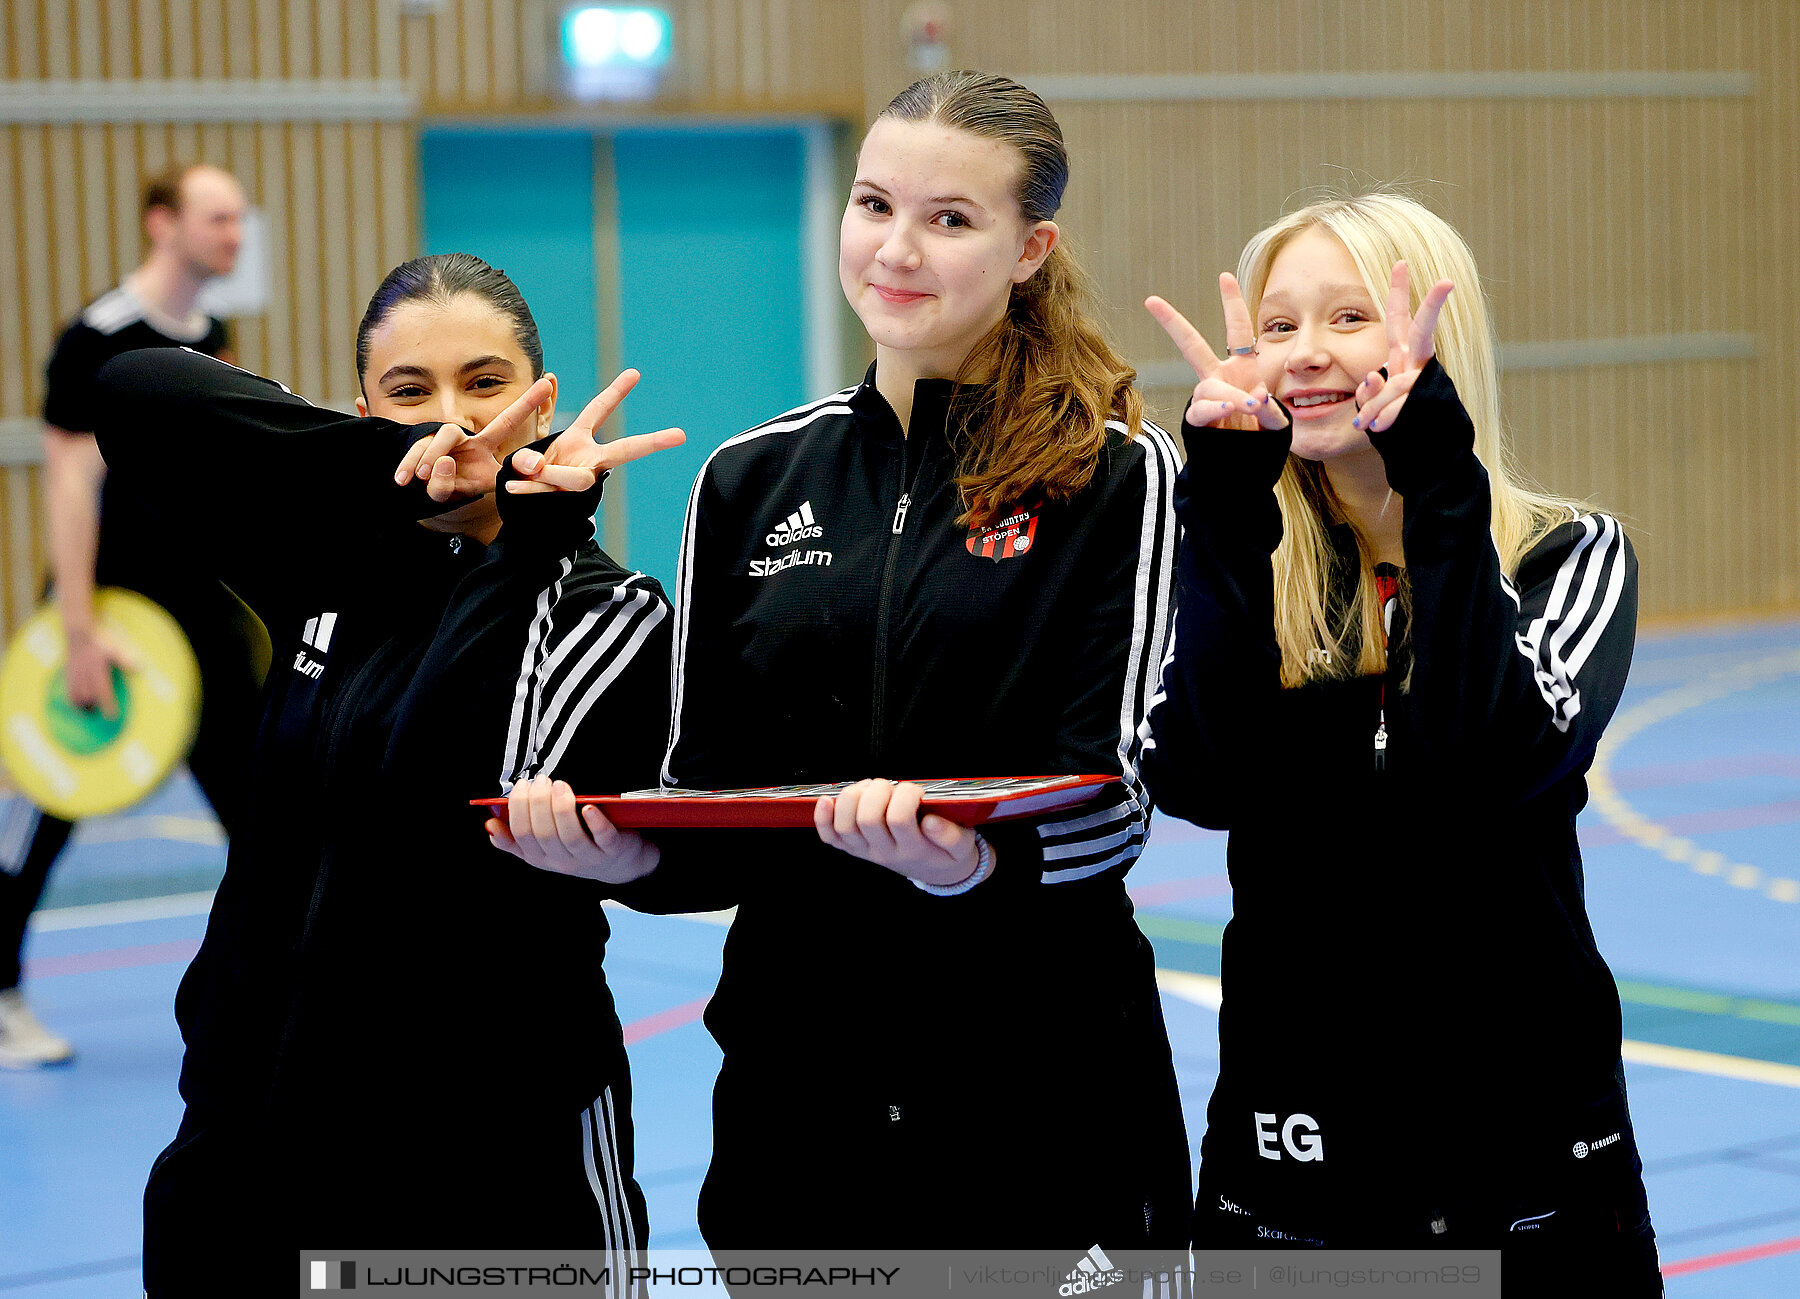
left=507, top=368, right=685, bottom=495
left=814, top=779, right=986, bottom=890
left=1351, top=261, right=1455, bottom=433
left=1145, top=273, right=1289, bottom=432
left=392, top=374, right=558, bottom=503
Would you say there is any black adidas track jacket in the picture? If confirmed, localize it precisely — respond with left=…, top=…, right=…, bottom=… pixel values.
left=1143, top=359, right=1650, bottom=1249
left=618, top=366, right=1193, bottom=1248
left=91, top=348, right=668, bottom=1290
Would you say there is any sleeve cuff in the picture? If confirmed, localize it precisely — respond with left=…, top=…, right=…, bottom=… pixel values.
left=1366, top=357, right=1479, bottom=498
left=1179, top=402, right=1293, bottom=496
left=492, top=433, right=608, bottom=555
left=911, top=831, right=995, bottom=897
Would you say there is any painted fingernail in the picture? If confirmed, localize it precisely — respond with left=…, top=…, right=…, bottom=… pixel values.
left=1351, top=418, right=1361, bottom=429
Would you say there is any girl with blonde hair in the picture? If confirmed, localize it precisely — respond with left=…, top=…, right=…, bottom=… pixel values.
left=1141, top=193, right=1660, bottom=1291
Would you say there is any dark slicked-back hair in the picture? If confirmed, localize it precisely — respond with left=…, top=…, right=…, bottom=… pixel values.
left=354, top=253, right=543, bottom=393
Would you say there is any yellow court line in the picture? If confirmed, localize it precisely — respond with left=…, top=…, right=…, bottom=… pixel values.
left=1155, top=968, right=1800, bottom=1089
left=1156, top=967, right=1222, bottom=1010
left=72, top=813, right=225, bottom=847
left=1620, top=1039, right=1800, bottom=1089
left=1588, top=649, right=1800, bottom=905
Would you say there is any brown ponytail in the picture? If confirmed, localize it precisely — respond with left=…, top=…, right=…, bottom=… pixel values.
left=878, top=71, right=1143, bottom=528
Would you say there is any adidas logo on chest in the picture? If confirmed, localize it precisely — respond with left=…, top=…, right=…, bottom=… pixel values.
left=764, top=501, right=823, bottom=547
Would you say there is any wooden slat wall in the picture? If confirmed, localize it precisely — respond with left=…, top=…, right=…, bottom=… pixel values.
left=3, top=1, right=1794, bottom=630
left=857, top=0, right=1796, bottom=619
left=0, top=1, right=416, bottom=638
left=0, top=0, right=868, bottom=640
left=403, top=0, right=865, bottom=114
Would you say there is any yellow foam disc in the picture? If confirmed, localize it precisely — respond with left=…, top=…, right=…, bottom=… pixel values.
left=0, top=589, right=201, bottom=820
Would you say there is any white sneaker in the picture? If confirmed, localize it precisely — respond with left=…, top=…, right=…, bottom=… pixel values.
left=0, top=988, right=76, bottom=1068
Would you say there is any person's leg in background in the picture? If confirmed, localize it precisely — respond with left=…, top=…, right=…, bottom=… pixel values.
left=0, top=799, right=76, bottom=1067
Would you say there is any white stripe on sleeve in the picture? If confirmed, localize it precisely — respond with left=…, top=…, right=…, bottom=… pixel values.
left=1510, top=513, right=1627, bottom=733
left=1036, top=422, right=1179, bottom=883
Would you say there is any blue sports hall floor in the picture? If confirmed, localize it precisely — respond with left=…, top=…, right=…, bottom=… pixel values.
left=2, top=617, right=1797, bottom=1296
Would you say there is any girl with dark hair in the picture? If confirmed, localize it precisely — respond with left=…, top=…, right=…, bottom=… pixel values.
left=497, top=73, right=1192, bottom=1250
left=88, top=253, right=682, bottom=1295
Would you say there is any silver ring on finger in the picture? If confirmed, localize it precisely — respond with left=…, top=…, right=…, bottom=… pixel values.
left=1227, top=344, right=1256, bottom=356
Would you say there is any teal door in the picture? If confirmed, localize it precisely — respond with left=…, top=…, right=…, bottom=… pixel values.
left=420, top=125, right=821, bottom=587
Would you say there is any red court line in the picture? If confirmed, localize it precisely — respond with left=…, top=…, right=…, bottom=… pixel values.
left=621, top=996, right=711, bottom=1045
left=1128, top=876, right=1232, bottom=906
left=1580, top=799, right=1800, bottom=847
left=1662, top=1232, right=1800, bottom=1277
left=26, top=939, right=201, bottom=979
left=30, top=941, right=712, bottom=1047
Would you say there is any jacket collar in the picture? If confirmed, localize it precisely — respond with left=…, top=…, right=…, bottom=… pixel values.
left=848, top=360, right=966, bottom=446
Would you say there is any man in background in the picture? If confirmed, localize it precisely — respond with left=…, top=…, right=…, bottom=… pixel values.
left=0, top=162, right=265, bottom=1067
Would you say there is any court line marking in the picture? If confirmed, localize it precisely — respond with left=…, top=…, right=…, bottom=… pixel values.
left=1663, top=1232, right=1800, bottom=1277
left=1155, top=967, right=1222, bottom=1010
left=1588, top=649, right=1800, bottom=904
left=71, top=813, right=224, bottom=847
left=27, top=939, right=200, bottom=979
left=1145, top=913, right=1800, bottom=1030
left=1616, top=979, right=1800, bottom=1027
left=1620, top=1041, right=1800, bottom=1090
left=0, top=1254, right=141, bottom=1290
left=30, top=893, right=739, bottom=932
left=43, top=897, right=1798, bottom=1087
left=622, top=996, right=710, bottom=1045
left=1580, top=798, right=1800, bottom=848
left=1153, top=969, right=1800, bottom=1090
left=30, top=891, right=217, bottom=931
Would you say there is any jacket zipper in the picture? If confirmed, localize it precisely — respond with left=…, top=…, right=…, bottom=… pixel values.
left=870, top=451, right=923, bottom=763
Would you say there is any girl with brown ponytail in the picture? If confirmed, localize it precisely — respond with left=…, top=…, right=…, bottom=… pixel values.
left=499, top=70, right=1192, bottom=1250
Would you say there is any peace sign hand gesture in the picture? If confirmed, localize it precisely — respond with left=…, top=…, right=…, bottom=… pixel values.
left=1145, top=274, right=1289, bottom=433
left=391, top=375, right=558, bottom=503
left=1350, top=261, right=1455, bottom=434
left=506, top=368, right=685, bottom=495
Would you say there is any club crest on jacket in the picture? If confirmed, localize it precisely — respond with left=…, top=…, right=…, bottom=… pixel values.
left=966, top=506, right=1040, bottom=562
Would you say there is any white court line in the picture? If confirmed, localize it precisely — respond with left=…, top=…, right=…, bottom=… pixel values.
left=603, top=900, right=735, bottom=927
left=35, top=904, right=1800, bottom=1089
left=31, top=891, right=217, bottom=932
left=30, top=893, right=734, bottom=934
left=1155, top=969, right=1800, bottom=1090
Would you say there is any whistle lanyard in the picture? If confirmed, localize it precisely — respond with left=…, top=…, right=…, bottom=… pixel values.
left=1374, top=568, right=1401, bottom=771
